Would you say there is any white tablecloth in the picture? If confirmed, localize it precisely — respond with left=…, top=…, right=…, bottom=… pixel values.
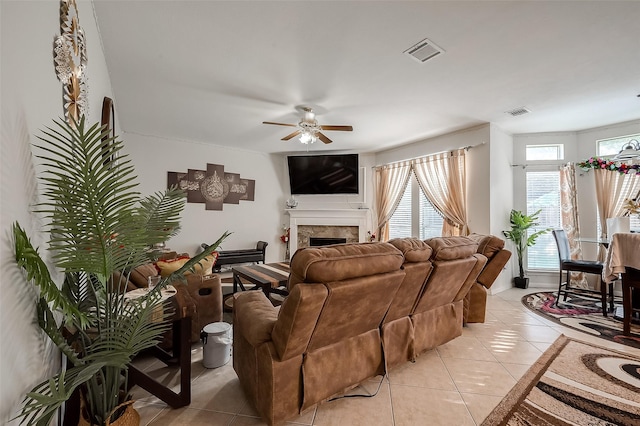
left=603, top=233, right=640, bottom=283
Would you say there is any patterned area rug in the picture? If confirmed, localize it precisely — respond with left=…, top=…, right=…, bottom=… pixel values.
left=523, top=291, right=640, bottom=349
left=482, top=335, right=640, bottom=425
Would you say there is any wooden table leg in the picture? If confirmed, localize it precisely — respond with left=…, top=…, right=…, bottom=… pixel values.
left=128, top=316, right=192, bottom=407
left=623, top=280, right=632, bottom=335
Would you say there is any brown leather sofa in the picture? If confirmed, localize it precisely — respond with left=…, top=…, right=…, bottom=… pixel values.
left=463, top=234, right=512, bottom=323
left=113, top=259, right=223, bottom=344
left=232, top=237, right=486, bottom=425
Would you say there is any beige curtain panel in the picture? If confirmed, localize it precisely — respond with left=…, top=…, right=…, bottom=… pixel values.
left=559, top=163, right=588, bottom=288
left=593, top=168, right=640, bottom=260
left=373, top=161, right=412, bottom=241
left=412, top=149, right=469, bottom=236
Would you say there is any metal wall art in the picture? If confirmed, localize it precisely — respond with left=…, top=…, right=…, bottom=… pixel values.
left=53, top=0, right=88, bottom=124
left=168, top=164, right=255, bottom=211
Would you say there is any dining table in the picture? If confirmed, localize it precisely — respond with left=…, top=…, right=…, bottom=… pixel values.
left=603, top=232, right=640, bottom=334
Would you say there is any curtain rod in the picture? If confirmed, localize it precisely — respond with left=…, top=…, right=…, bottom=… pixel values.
left=511, top=162, right=569, bottom=169
left=374, top=141, right=486, bottom=170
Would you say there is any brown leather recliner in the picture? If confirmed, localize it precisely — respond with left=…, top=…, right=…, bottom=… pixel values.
left=384, top=238, right=434, bottom=368
left=413, top=237, right=487, bottom=351
left=463, top=234, right=512, bottom=323
left=233, top=242, right=405, bottom=425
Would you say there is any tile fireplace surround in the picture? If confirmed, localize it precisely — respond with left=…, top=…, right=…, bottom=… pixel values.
left=286, top=209, right=370, bottom=254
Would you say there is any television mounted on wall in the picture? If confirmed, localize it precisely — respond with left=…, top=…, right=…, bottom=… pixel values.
left=287, top=154, right=359, bottom=195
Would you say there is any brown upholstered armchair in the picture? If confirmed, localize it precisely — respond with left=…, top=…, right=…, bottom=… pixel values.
left=463, top=234, right=512, bottom=323
left=112, top=257, right=223, bottom=344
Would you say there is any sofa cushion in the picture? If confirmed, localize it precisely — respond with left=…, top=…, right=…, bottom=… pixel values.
left=288, top=242, right=403, bottom=287
left=388, top=238, right=433, bottom=263
left=129, top=263, right=160, bottom=288
left=467, top=233, right=505, bottom=260
left=426, top=236, right=478, bottom=261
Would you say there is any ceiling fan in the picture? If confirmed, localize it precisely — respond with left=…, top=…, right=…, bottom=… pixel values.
left=263, top=107, right=353, bottom=144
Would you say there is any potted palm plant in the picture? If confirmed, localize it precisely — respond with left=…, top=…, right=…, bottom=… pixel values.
left=502, top=209, right=549, bottom=289
left=12, top=116, right=229, bottom=425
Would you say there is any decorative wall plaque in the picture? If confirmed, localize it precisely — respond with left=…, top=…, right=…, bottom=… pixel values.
left=168, top=164, right=255, bottom=211
left=53, top=0, right=88, bottom=124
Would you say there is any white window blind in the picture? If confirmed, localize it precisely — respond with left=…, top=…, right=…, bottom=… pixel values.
left=388, top=176, right=444, bottom=240
left=419, top=189, right=443, bottom=239
left=388, top=178, right=412, bottom=239
left=526, top=171, right=561, bottom=270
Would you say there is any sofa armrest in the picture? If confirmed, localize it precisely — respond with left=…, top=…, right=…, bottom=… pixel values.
left=233, top=291, right=278, bottom=347
left=477, top=249, right=512, bottom=289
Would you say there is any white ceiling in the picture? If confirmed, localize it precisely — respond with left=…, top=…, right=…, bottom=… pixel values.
left=93, top=1, right=640, bottom=154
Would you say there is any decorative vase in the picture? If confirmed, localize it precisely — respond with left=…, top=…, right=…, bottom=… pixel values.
left=79, top=400, right=140, bottom=426
left=514, top=277, right=529, bottom=289
left=286, top=197, right=298, bottom=209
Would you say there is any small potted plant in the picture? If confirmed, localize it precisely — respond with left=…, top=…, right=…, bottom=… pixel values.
left=502, top=209, right=549, bottom=289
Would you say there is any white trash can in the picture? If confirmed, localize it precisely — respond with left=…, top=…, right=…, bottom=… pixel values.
left=200, top=322, right=232, bottom=368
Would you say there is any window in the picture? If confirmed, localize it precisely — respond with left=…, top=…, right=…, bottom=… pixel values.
left=388, top=175, right=444, bottom=239
left=596, top=133, right=640, bottom=234
left=597, top=134, right=640, bottom=157
left=419, top=189, right=443, bottom=239
left=526, top=171, right=561, bottom=270
left=526, top=144, right=564, bottom=161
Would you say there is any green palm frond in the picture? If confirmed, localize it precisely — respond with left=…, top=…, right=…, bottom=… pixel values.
left=13, top=223, right=90, bottom=328
left=36, top=298, right=82, bottom=365
left=34, top=117, right=140, bottom=278
left=15, top=362, right=108, bottom=426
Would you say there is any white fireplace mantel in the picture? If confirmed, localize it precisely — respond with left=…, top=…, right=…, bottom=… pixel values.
left=286, top=209, right=370, bottom=254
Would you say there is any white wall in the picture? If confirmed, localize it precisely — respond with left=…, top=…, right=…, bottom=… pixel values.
left=122, top=133, right=287, bottom=260
left=488, top=124, right=514, bottom=293
left=0, top=1, right=114, bottom=423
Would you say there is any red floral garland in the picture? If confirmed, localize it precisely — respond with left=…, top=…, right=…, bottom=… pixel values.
left=578, top=157, right=640, bottom=175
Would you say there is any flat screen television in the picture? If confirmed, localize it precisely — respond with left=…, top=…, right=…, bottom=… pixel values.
left=287, top=154, right=359, bottom=195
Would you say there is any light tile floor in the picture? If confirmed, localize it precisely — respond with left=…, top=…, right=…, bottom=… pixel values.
left=131, top=287, right=640, bottom=425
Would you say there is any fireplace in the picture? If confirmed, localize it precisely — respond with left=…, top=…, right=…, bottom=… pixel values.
left=309, top=237, right=348, bottom=247
left=286, top=209, right=370, bottom=254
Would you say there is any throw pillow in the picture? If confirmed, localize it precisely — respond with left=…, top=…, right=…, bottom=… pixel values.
left=156, top=257, right=190, bottom=277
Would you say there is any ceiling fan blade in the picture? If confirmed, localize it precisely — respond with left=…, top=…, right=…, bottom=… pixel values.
left=320, top=125, right=353, bottom=131
left=263, top=121, right=297, bottom=127
left=281, top=130, right=301, bottom=141
left=317, top=132, right=333, bottom=144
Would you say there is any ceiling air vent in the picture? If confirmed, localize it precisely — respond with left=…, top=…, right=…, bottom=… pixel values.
left=506, top=107, right=531, bottom=117
left=404, top=38, right=444, bottom=63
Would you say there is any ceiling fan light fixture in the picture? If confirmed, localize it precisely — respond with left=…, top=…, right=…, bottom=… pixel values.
left=299, top=131, right=313, bottom=144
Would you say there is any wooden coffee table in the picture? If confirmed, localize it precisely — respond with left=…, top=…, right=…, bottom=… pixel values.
left=232, top=262, right=290, bottom=298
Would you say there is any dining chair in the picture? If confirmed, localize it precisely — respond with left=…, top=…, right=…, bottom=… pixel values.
left=552, top=229, right=612, bottom=316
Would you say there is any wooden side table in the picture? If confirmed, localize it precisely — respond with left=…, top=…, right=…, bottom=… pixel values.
left=128, top=315, right=192, bottom=407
